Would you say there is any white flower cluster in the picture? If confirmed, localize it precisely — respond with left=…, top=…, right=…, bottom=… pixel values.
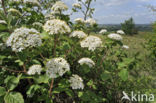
left=117, top=30, right=125, bottom=35
left=46, top=57, right=70, bottom=78
left=70, top=31, right=87, bottom=39
left=80, top=36, right=102, bottom=51
left=27, top=65, right=42, bottom=75
left=24, top=0, right=40, bottom=6
left=108, top=33, right=123, bottom=41
left=69, top=74, right=84, bottom=89
left=6, top=27, right=42, bottom=52
left=8, top=8, right=22, bottom=16
left=85, top=18, right=96, bottom=26
left=0, top=20, right=6, bottom=24
left=74, top=18, right=85, bottom=24
left=33, top=22, right=43, bottom=27
left=51, top=1, right=68, bottom=13
left=43, top=19, right=71, bottom=35
left=122, top=45, right=129, bottom=49
left=99, top=29, right=107, bottom=34
left=74, top=18, right=96, bottom=26
left=72, top=3, right=81, bottom=9
left=78, top=58, right=95, bottom=67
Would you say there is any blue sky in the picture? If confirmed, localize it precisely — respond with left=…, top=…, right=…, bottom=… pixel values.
left=63, top=0, right=156, bottom=24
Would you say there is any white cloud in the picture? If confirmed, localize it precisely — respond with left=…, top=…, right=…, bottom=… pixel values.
left=98, top=0, right=129, bottom=7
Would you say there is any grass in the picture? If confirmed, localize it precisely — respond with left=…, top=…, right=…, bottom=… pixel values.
left=95, top=31, right=154, bottom=57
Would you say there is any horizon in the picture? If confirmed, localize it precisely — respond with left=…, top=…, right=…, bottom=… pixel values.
left=64, top=0, right=156, bottom=24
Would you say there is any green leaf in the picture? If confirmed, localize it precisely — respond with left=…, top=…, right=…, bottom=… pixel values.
left=65, top=89, right=74, bottom=97
left=78, top=91, right=83, bottom=97
left=15, top=60, right=24, bottom=66
left=87, top=80, right=97, bottom=90
left=4, top=74, right=22, bottom=91
left=26, top=85, right=41, bottom=96
left=118, top=69, right=128, bottom=81
left=0, top=86, right=6, bottom=96
left=100, top=71, right=111, bottom=81
left=4, top=92, right=24, bottom=103
left=0, top=24, right=7, bottom=31
left=34, top=74, right=50, bottom=84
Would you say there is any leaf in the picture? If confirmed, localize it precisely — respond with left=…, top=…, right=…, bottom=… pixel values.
left=118, top=69, right=128, bottom=81
left=34, top=74, right=50, bottom=84
left=0, top=24, right=7, bottom=31
left=78, top=91, right=83, bottom=97
left=0, top=86, right=6, bottom=96
left=4, top=74, right=22, bottom=91
left=4, top=92, right=24, bottom=103
left=100, top=71, right=111, bottom=81
left=15, top=60, right=24, bottom=66
left=26, top=85, right=41, bottom=96
left=87, top=80, right=97, bottom=90
left=65, top=89, right=74, bottom=97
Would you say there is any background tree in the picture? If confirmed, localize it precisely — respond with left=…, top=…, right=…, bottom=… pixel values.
left=121, top=17, right=138, bottom=35
left=73, top=0, right=96, bottom=20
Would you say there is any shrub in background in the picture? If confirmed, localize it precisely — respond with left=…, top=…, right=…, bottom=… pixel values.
left=121, top=17, right=138, bottom=35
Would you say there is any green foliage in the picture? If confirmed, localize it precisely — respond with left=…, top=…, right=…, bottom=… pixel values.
left=118, top=69, right=128, bottom=81
left=4, top=92, right=24, bottom=103
left=152, top=21, right=156, bottom=33
left=4, top=75, right=22, bottom=91
left=0, top=87, right=6, bottom=96
left=121, top=17, right=138, bottom=35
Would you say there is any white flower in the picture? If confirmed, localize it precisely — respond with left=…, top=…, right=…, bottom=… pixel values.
left=43, top=19, right=71, bottom=35
left=69, top=74, right=84, bottom=89
left=108, top=33, right=123, bottom=41
left=70, top=31, right=87, bottom=39
left=51, top=1, right=68, bottom=13
left=85, top=18, right=96, bottom=26
left=122, top=45, right=129, bottom=49
left=33, top=22, right=43, bottom=27
left=46, top=57, right=70, bottom=78
left=80, top=35, right=102, bottom=51
left=27, top=65, right=42, bottom=75
left=99, top=29, right=107, bottom=34
left=74, top=18, right=85, bottom=24
left=6, top=27, right=42, bottom=52
left=0, top=20, right=6, bottom=24
left=72, top=3, right=81, bottom=9
left=8, top=8, right=22, bottom=16
left=117, top=30, right=125, bottom=35
left=78, top=58, right=95, bottom=67
left=24, top=0, right=40, bottom=6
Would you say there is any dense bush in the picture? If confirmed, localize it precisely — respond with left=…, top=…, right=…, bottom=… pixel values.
left=0, top=0, right=155, bottom=103
left=121, top=17, right=138, bottom=35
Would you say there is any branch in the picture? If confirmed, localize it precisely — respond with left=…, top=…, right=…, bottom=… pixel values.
left=81, top=1, right=88, bottom=8
left=49, top=35, right=58, bottom=97
left=0, top=66, right=25, bottom=73
left=49, top=78, right=54, bottom=97
left=1, top=0, right=7, bottom=16
left=84, top=0, right=92, bottom=20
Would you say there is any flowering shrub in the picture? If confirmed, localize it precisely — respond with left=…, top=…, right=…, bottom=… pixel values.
left=0, top=0, right=155, bottom=103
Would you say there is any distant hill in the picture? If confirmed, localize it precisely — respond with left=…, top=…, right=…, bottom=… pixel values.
left=97, top=24, right=153, bottom=32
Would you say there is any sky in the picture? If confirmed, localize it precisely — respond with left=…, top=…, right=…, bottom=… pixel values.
left=63, top=0, right=156, bottom=24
